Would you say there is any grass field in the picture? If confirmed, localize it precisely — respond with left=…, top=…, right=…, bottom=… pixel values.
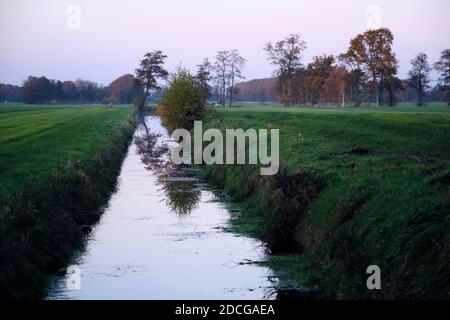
left=228, top=101, right=450, bottom=113
left=202, top=102, right=450, bottom=298
left=0, top=104, right=133, bottom=202
left=0, top=104, right=135, bottom=298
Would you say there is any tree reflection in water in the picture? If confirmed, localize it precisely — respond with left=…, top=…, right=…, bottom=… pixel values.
left=134, top=116, right=201, bottom=216
left=158, top=168, right=202, bottom=216
left=134, top=117, right=169, bottom=171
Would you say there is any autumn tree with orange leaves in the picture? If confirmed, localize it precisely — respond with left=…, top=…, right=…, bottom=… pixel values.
left=304, top=55, right=335, bottom=105
left=344, top=28, right=398, bottom=106
left=323, top=67, right=348, bottom=107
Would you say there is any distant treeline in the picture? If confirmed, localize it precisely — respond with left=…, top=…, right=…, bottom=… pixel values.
left=259, top=31, right=450, bottom=107
left=233, top=78, right=278, bottom=103
left=0, top=74, right=142, bottom=104
left=197, top=29, right=450, bottom=107
left=232, top=77, right=446, bottom=104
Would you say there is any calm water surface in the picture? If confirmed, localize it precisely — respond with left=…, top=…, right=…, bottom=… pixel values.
left=47, top=116, right=277, bottom=300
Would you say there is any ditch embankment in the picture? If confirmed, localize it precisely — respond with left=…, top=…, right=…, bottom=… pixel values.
left=201, top=107, right=450, bottom=299
left=0, top=106, right=135, bottom=299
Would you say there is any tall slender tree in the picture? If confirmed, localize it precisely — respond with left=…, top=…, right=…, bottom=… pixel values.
left=214, top=51, right=230, bottom=106
left=135, top=50, right=169, bottom=111
left=384, top=64, right=403, bottom=107
left=196, top=58, right=213, bottom=106
left=408, top=53, right=431, bottom=106
left=227, top=50, right=246, bottom=107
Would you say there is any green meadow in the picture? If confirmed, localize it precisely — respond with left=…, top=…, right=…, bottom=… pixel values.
left=0, top=104, right=134, bottom=298
left=1, top=102, right=450, bottom=298
left=202, top=102, right=450, bottom=298
left=0, top=104, right=133, bottom=202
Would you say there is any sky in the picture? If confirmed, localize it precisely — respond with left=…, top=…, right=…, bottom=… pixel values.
left=1, top=0, right=449, bottom=86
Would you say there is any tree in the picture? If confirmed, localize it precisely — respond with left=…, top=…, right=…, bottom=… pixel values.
left=19, top=76, right=110, bottom=104
left=156, top=68, right=204, bottom=133
left=227, top=50, right=246, bottom=107
left=323, top=67, right=348, bottom=107
left=305, top=54, right=335, bottom=105
left=408, top=53, right=431, bottom=106
left=135, top=50, right=169, bottom=110
left=196, top=58, right=213, bottom=106
left=62, top=81, right=79, bottom=102
left=264, top=33, right=307, bottom=106
left=345, top=28, right=398, bottom=106
left=20, top=76, right=54, bottom=104
left=214, top=51, right=230, bottom=106
left=55, top=80, right=64, bottom=101
left=384, top=65, right=403, bottom=107
left=291, top=68, right=307, bottom=105
left=339, top=53, right=367, bottom=107
left=75, top=79, right=103, bottom=103
left=109, top=74, right=141, bottom=104
left=434, top=49, right=450, bottom=106
left=0, top=84, right=21, bottom=102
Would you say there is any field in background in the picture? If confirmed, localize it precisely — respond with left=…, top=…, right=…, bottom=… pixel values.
left=226, top=102, right=450, bottom=113
left=203, top=103, right=450, bottom=298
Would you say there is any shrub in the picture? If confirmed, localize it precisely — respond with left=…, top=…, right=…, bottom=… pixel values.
left=156, top=68, right=205, bottom=133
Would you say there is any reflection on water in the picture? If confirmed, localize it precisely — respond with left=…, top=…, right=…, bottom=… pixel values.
left=158, top=169, right=202, bottom=216
left=47, top=116, right=278, bottom=300
left=134, top=114, right=169, bottom=172
left=135, top=113, right=202, bottom=217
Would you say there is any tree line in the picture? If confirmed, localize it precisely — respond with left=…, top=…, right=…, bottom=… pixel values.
left=0, top=74, right=142, bottom=105
left=262, top=29, right=450, bottom=107
left=4, top=28, right=449, bottom=108
left=190, top=28, right=449, bottom=107
left=165, top=29, right=449, bottom=107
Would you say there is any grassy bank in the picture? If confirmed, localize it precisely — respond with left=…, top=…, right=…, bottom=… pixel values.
left=0, top=104, right=135, bottom=299
left=201, top=103, right=450, bottom=299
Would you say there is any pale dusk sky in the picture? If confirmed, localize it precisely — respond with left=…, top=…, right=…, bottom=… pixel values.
left=1, top=0, right=449, bottom=85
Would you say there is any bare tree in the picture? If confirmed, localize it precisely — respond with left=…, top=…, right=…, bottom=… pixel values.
left=196, top=58, right=213, bottom=106
left=408, top=53, right=431, bottom=106
left=264, top=33, right=307, bottom=106
left=135, top=50, right=169, bottom=111
left=227, top=50, right=246, bottom=107
left=214, top=51, right=230, bottom=106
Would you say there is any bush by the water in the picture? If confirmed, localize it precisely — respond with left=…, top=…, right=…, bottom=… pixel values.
left=156, top=68, right=205, bottom=133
